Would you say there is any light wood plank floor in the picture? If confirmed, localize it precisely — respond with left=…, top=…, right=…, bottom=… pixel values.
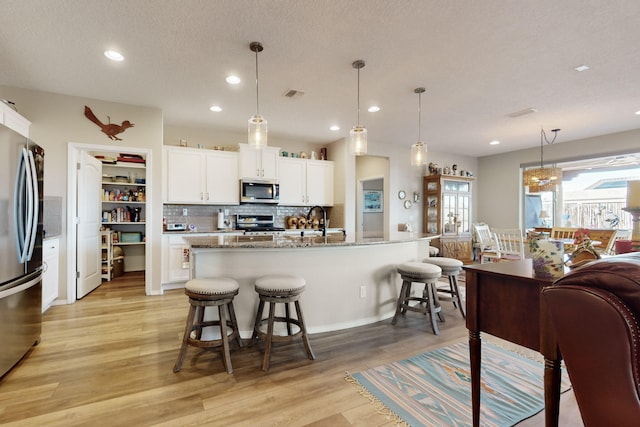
left=0, top=272, right=583, bottom=426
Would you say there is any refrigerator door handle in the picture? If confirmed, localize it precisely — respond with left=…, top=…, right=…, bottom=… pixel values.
left=13, top=148, right=28, bottom=262
left=0, top=274, right=41, bottom=300
left=25, top=149, right=39, bottom=261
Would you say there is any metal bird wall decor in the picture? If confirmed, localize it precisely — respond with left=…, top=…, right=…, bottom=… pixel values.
left=84, top=105, right=134, bottom=141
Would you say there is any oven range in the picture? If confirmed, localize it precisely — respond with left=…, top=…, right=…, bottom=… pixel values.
left=235, top=214, right=285, bottom=235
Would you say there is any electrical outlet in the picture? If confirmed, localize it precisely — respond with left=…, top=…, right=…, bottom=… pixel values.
left=182, top=208, right=188, bottom=216
left=224, top=209, right=229, bottom=216
left=359, top=285, right=366, bottom=298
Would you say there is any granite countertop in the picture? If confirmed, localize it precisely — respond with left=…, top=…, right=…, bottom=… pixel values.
left=185, top=233, right=438, bottom=249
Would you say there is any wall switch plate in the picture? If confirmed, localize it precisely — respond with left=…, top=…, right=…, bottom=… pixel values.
left=359, top=285, right=366, bottom=298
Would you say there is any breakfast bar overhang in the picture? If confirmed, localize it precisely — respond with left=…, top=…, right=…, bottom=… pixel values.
left=184, top=233, right=437, bottom=336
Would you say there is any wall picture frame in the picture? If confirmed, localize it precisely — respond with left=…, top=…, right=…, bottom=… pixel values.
left=364, top=190, right=383, bottom=212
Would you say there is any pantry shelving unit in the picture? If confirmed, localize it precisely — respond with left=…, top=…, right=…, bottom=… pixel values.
left=101, top=159, right=147, bottom=275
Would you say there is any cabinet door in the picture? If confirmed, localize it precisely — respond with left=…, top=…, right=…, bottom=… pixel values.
left=238, top=144, right=260, bottom=179
left=306, top=161, right=333, bottom=206
left=42, top=238, right=59, bottom=311
left=166, top=149, right=205, bottom=203
left=278, top=158, right=306, bottom=205
left=163, top=235, right=190, bottom=284
left=260, top=147, right=280, bottom=180
left=205, top=152, right=239, bottom=204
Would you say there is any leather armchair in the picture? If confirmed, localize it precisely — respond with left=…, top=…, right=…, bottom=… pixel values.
left=541, top=253, right=640, bottom=427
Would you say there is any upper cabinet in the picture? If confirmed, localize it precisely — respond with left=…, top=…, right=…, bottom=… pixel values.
left=238, top=143, right=279, bottom=180
left=279, top=157, right=334, bottom=206
left=164, top=146, right=239, bottom=204
left=0, top=101, right=30, bottom=137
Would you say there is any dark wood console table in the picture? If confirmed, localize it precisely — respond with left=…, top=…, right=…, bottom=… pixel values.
left=464, top=260, right=563, bottom=427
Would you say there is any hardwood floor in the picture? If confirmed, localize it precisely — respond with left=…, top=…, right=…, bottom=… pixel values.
left=0, top=272, right=582, bottom=426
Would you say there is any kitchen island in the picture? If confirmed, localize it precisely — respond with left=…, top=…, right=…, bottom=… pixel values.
left=184, top=233, right=437, bottom=336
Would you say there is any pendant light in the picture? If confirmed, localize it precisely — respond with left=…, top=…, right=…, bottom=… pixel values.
left=349, top=60, right=367, bottom=156
left=411, top=87, right=428, bottom=166
left=248, top=41, right=267, bottom=148
left=523, top=128, right=562, bottom=193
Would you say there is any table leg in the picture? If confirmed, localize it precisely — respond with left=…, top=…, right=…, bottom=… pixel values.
left=544, top=357, right=561, bottom=427
left=469, top=330, right=481, bottom=427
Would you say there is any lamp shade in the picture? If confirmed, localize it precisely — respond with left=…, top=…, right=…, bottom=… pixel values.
left=411, top=141, right=427, bottom=166
left=349, top=125, right=367, bottom=156
left=248, top=115, right=267, bottom=149
left=523, top=166, right=562, bottom=192
left=626, top=180, right=640, bottom=208
left=539, top=209, right=550, bottom=219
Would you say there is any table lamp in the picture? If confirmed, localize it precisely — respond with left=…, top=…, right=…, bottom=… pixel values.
left=622, top=180, right=640, bottom=251
left=539, top=210, right=550, bottom=227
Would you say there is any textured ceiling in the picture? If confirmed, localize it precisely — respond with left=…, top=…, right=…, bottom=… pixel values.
left=2, top=0, right=640, bottom=157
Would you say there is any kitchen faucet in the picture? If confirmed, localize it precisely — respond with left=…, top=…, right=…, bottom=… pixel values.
left=307, top=205, right=327, bottom=237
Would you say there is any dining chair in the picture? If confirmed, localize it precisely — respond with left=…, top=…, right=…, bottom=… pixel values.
left=606, top=229, right=632, bottom=255
left=491, top=228, right=526, bottom=262
left=550, top=227, right=577, bottom=240
left=473, top=223, right=498, bottom=263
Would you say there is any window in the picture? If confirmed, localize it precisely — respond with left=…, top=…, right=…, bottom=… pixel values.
left=524, top=153, right=640, bottom=230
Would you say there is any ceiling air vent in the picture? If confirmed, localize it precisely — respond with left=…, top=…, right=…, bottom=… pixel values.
left=507, top=107, right=537, bottom=118
left=284, top=89, right=304, bottom=98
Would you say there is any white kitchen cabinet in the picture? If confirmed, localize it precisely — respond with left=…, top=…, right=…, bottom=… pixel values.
left=42, top=238, right=59, bottom=312
left=0, top=101, right=30, bottom=137
left=162, top=235, right=191, bottom=285
left=165, top=147, right=239, bottom=204
left=238, top=143, right=279, bottom=180
left=278, top=158, right=333, bottom=206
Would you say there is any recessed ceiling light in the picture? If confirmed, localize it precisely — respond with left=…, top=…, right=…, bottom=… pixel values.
left=368, top=106, right=381, bottom=113
left=635, top=110, right=640, bottom=115
left=104, top=50, right=124, bottom=61
left=210, top=105, right=222, bottom=112
left=330, top=125, right=340, bottom=131
left=226, top=75, right=241, bottom=85
left=574, top=64, right=590, bottom=72
left=489, top=140, right=500, bottom=145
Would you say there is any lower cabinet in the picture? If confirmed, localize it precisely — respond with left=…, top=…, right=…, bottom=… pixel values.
left=440, top=236, right=473, bottom=263
left=42, top=238, right=59, bottom=312
left=162, top=235, right=191, bottom=285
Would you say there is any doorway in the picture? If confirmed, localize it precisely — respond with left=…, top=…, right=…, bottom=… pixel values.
left=67, top=143, right=152, bottom=302
left=355, top=155, right=390, bottom=238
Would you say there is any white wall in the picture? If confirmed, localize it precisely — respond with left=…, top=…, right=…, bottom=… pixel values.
left=0, top=86, right=164, bottom=300
left=477, top=128, right=640, bottom=228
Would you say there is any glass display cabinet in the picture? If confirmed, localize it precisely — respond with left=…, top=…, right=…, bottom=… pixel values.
left=423, top=174, right=474, bottom=262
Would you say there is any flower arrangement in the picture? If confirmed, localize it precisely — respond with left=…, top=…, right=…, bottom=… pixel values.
left=568, top=228, right=600, bottom=268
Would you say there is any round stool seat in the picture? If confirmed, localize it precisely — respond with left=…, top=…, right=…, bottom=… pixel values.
left=398, top=261, right=442, bottom=280
left=185, top=277, right=239, bottom=295
left=255, top=274, right=306, bottom=293
left=429, top=246, right=440, bottom=256
left=422, top=257, right=463, bottom=275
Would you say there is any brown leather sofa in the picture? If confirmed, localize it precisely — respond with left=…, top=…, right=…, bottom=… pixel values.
left=541, top=253, right=640, bottom=427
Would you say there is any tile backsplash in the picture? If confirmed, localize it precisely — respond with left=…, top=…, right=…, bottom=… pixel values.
left=163, top=204, right=334, bottom=232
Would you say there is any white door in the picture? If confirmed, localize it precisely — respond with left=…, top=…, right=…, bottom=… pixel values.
left=77, top=152, right=102, bottom=298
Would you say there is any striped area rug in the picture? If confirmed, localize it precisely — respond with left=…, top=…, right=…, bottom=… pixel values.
left=347, top=341, right=571, bottom=427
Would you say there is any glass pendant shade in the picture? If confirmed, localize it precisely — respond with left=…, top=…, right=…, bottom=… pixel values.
left=410, top=87, right=427, bottom=166
left=349, top=60, right=367, bottom=156
left=349, top=125, right=367, bottom=156
left=248, top=115, right=267, bottom=149
left=248, top=42, right=267, bottom=148
left=411, top=141, right=427, bottom=166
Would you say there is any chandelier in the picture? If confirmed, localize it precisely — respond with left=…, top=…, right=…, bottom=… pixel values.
left=523, top=128, right=561, bottom=193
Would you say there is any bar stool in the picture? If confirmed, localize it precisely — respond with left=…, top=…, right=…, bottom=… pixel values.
left=251, top=274, right=315, bottom=371
left=422, top=257, right=465, bottom=318
left=392, top=262, right=443, bottom=334
left=174, top=277, right=243, bottom=374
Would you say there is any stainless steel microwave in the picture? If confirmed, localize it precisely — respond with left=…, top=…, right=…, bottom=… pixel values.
left=240, top=179, right=279, bottom=204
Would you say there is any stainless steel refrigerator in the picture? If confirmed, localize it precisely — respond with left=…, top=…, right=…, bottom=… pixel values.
left=0, top=120, right=44, bottom=378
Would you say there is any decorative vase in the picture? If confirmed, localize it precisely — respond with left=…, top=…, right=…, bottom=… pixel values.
left=529, top=238, right=565, bottom=279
